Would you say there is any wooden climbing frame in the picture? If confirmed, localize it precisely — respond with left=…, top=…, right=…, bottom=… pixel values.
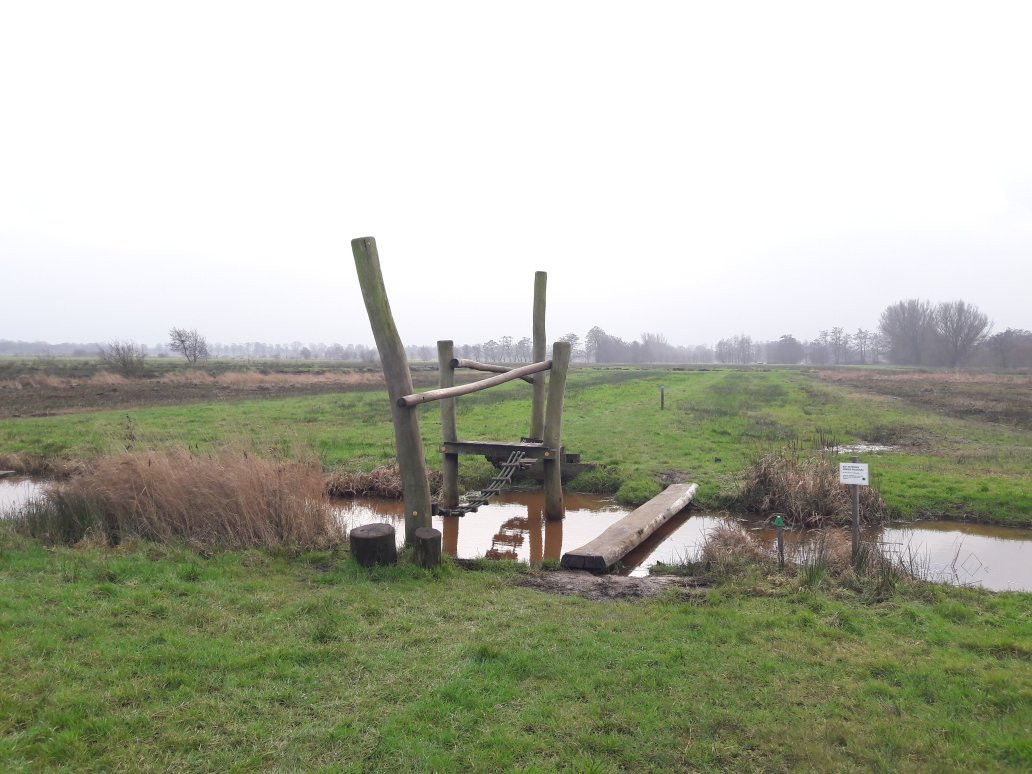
left=352, top=236, right=571, bottom=545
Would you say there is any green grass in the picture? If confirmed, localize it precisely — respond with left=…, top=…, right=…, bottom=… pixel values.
left=1, top=368, right=1030, bottom=525
left=0, top=537, right=1028, bottom=770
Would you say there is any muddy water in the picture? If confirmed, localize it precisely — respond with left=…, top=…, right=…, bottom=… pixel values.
left=3, top=479, right=1030, bottom=591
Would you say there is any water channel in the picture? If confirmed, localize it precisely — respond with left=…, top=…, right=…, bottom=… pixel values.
left=3, top=478, right=1030, bottom=592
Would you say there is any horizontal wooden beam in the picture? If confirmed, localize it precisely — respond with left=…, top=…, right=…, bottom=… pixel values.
left=398, top=359, right=552, bottom=407
left=561, top=483, right=698, bottom=572
left=439, top=440, right=558, bottom=459
left=451, top=358, right=534, bottom=384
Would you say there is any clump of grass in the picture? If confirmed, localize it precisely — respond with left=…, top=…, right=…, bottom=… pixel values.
left=615, top=477, right=661, bottom=506
left=738, top=448, right=886, bottom=527
left=325, top=464, right=442, bottom=499
left=568, top=465, right=623, bottom=495
left=15, top=448, right=341, bottom=549
left=697, top=523, right=774, bottom=577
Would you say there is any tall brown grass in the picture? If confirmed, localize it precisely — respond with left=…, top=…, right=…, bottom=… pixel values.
left=325, top=464, right=442, bottom=499
left=17, top=448, right=341, bottom=549
left=739, top=449, right=885, bottom=528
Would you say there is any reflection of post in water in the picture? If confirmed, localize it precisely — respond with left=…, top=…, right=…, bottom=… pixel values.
left=441, top=516, right=460, bottom=557
left=544, top=517, right=563, bottom=561
left=528, top=500, right=543, bottom=564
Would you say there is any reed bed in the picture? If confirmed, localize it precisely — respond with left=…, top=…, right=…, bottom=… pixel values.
left=738, top=448, right=886, bottom=528
left=15, top=448, right=341, bottom=549
left=325, top=464, right=442, bottom=499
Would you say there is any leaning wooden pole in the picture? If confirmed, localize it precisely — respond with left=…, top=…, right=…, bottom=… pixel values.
left=530, top=271, right=547, bottom=440
left=542, top=340, right=570, bottom=520
left=437, top=340, right=459, bottom=510
left=352, top=237, right=433, bottom=544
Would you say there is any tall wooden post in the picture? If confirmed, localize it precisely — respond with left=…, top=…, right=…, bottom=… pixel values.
left=530, top=271, right=547, bottom=440
left=352, top=237, right=433, bottom=544
left=437, top=340, right=459, bottom=509
left=543, top=340, right=570, bottom=520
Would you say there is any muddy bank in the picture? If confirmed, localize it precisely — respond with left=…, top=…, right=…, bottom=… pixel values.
left=515, top=570, right=707, bottom=601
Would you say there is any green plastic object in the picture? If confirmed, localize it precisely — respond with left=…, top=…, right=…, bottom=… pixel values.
left=774, top=514, right=784, bottom=527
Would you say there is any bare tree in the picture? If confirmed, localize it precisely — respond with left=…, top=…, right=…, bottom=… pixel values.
left=168, top=328, right=210, bottom=365
left=879, top=299, right=934, bottom=364
left=934, top=300, right=991, bottom=367
left=98, top=340, right=147, bottom=377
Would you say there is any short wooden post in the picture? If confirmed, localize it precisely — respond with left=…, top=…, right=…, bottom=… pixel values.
left=437, top=340, right=459, bottom=509
left=850, top=455, right=861, bottom=561
left=352, top=237, right=433, bottom=545
left=775, top=513, right=785, bottom=569
left=350, top=523, right=398, bottom=567
left=414, top=527, right=442, bottom=569
left=660, top=384, right=665, bottom=410
left=530, top=271, right=547, bottom=440
left=542, top=340, right=570, bottom=520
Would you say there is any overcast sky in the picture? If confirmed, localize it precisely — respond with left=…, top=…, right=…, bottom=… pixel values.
left=1, top=1, right=1030, bottom=349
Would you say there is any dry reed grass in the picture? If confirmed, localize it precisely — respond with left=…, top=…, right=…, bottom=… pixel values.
left=698, top=523, right=773, bottom=567
left=18, top=448, right=342, bottom=549
left=157, top=371, right=384, bottom=389
left=325, top=464, right=443, bottom=499
left=739, top=449, right=886, bottom=528
left=0, top=371, right=129, bottom=390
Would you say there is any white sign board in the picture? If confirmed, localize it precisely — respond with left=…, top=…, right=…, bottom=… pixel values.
left=839, top=462, right=869, bottom=486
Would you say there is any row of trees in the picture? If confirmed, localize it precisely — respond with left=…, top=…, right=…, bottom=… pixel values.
left=4, top=299, right=1028, bottom=370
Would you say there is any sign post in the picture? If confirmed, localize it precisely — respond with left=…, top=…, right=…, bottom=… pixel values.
left=839, top=456, right=869, bottom=561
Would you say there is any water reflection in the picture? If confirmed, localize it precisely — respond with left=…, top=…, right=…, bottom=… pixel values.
left=2, top=478, right=1029, bottom=591
left=334, top=491, right=611, bottom=566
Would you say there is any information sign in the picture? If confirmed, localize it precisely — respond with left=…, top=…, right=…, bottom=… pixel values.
left=839, top=462, right=869, bottom=486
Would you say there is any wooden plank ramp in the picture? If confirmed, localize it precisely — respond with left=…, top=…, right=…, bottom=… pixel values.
left=0, top=471, right=16, bottom=479
left=561, top=483, right=698, bottom=572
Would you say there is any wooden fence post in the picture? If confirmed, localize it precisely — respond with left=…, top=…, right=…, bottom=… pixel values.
left=543, top=340, right=570, bottom=520
left=530, top=271, right=547, bottom=440
left=352, top=237, right=433, bottom=544
left=437, top=340, right=459, bottom=509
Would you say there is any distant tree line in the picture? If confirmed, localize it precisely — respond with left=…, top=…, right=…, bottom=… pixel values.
left=2, top=298, right=1028, bottom=369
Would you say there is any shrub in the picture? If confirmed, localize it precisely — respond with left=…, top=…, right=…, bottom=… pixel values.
left=16, top=448, right=341, bottom=549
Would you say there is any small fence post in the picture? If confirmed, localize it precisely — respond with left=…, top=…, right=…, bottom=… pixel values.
left=660, top=384, right=665, bottom=410
left=543, top=340, right=570, bottom=520
left=437, top=340, right=459, bottom=509
left=851, top=455, right=861, bottom=561
left=775, top=513, right=785, bottom=569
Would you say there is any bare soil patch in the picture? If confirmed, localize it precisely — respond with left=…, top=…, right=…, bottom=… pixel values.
left=515, top=570, right=706, bottom=601
left=0, top=369, right=446, bottom=418
left=819, top=370, right=1032, bottom=430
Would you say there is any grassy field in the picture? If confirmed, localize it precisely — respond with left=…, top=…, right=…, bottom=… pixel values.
left=0, top=538, right=1029, bottom=771
left=1, top=366, right=1029, bottom=525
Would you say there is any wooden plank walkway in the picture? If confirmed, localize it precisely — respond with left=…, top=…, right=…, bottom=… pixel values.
left=0, top=471, right=16, bottom=479
left=561, top=483, right=698, bottom=572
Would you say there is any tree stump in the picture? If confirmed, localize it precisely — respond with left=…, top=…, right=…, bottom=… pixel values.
left=414, top=527, right=442, bottom=569
left=349, top=523, right=398, bottom=567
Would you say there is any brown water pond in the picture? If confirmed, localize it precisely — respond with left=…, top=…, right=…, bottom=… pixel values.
left=3, top=479, right=1030, bottom=592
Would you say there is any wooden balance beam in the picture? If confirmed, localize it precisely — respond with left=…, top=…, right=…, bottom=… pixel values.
left=560, top=483, right=699, bottom=572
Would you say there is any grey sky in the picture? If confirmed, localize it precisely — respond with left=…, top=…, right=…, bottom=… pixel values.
left=2, top=1, right=1030, bottom=349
